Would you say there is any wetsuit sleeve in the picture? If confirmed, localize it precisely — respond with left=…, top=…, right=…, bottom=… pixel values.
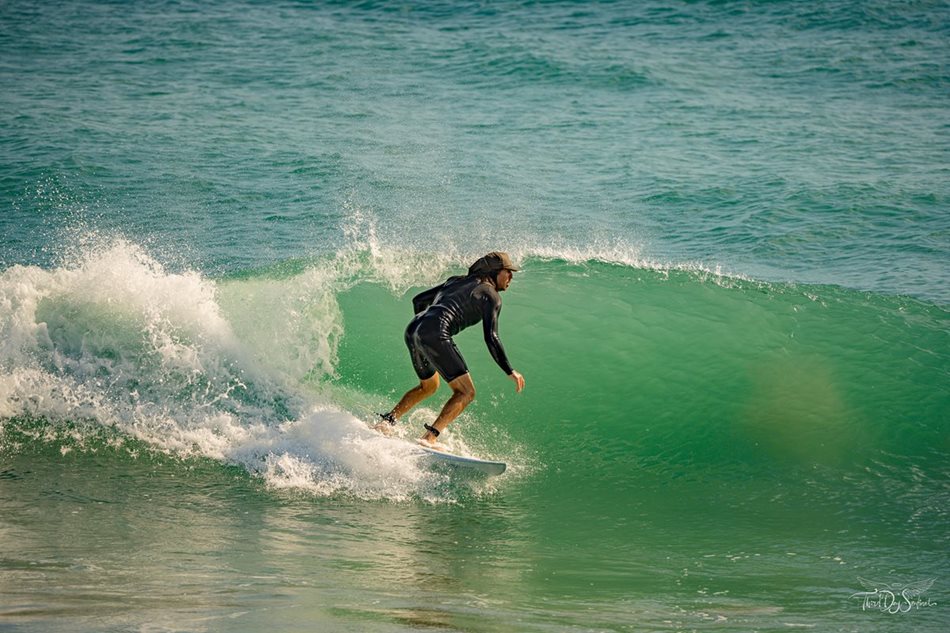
left=481, top=292, right=514, bottom=375
left=411, top=283, right=443, bottom=314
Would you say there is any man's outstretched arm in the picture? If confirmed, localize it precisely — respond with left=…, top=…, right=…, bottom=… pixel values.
left=481, top=294, right=515, bottom=376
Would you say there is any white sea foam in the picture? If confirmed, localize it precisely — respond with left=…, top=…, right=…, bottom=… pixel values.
left=0, top=237, right=463, bottom=500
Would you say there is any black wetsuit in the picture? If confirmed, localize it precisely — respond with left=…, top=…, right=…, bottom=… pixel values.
left=404, top=275, right=513, bottom=382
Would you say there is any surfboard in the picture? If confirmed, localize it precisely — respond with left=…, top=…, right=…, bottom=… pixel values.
left=365, top=416, right=506, bottom=476
left=416, top=444, right=507, bottom=476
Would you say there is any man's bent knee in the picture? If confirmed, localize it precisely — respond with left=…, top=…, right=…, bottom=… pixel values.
left=420, top=375, right=440, bottom=396
left=449, top=374, right=476, bottom=404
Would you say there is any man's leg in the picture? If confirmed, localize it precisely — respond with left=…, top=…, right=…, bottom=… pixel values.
left=421, top=373, right=475, bottom=443
left=381, top=374, right=440, bottom=425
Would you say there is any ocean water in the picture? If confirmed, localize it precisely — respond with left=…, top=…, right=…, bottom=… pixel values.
left=1, top=1, right=948, bottom=631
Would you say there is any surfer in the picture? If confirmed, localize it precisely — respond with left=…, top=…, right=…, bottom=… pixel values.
left=377, top=251, right=525, bottom=445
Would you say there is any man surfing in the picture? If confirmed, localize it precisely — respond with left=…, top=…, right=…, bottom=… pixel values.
left=377, top=252, right=525, bottom=445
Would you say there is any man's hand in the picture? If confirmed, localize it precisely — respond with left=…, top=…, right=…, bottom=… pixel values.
left=509, top=370, right=525, bottom=393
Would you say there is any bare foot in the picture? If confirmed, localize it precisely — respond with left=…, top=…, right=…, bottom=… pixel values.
left=416, top=438, right=446, bottom=452
left=373, top=421, right=395, bottom=436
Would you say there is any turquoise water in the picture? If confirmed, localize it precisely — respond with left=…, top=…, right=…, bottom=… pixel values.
left=1, top=1, right=948, bottom=631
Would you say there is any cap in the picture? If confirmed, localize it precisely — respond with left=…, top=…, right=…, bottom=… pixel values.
left=468, top=251, right=520, bottom=276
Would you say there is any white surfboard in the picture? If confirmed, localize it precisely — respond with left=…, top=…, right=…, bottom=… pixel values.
left=416, top=444, right=507, bottom=476
left=366, top=417, right=507, bottom=476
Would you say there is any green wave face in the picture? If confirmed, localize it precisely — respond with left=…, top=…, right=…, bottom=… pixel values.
left=339, top=259, right=947, bottom=472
